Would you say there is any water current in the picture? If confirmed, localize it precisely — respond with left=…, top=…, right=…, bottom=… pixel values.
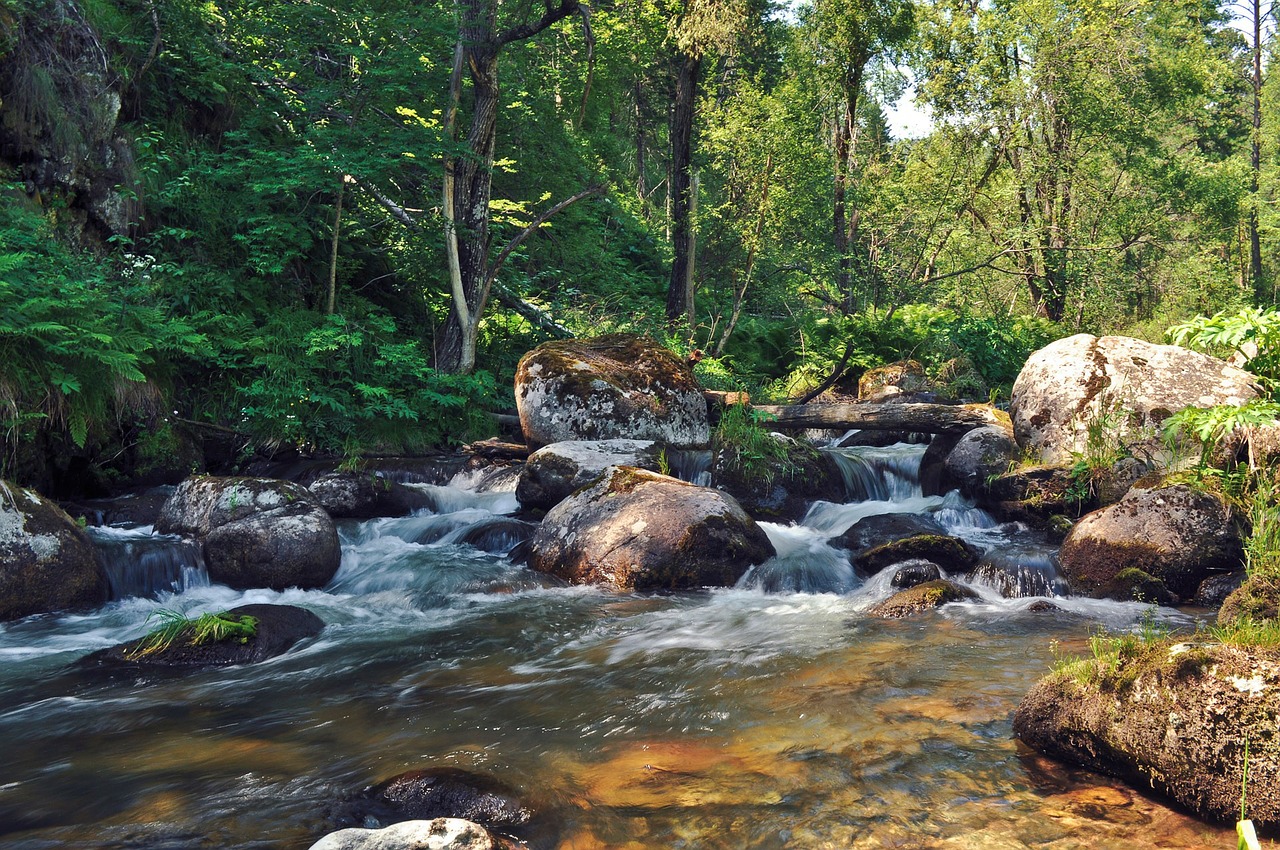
left=0, top=442, right=1234, bottom=849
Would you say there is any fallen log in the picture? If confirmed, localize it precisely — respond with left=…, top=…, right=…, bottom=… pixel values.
left=749, top=402, right=1007, bottom=435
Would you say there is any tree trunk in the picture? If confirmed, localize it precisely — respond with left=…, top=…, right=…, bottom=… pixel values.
left=667, top=50, right=700, bottom=324
left=1251, top=0, right=1266, bottom=302
left=749, top=402, right=1004, bottom=434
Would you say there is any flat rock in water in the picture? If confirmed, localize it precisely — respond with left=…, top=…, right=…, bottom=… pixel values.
left=309, top=819, right=499, bottom=850
left=868, top=580, right=977, bottom=618
left=85, top=604, right=324, bottom=669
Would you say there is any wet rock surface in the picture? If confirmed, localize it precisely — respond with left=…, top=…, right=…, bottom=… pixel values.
left=830, top=512, right=949, bottom=553
left=310, top=818, right=500, bottom=850
left=711, top=437, right=845, bottom=522
left=868, top=580, right=978, bottom=618
left=347, top=769, right=533, bottom=835
left=852, top=533, right=980, bottom=578
left=308, top=472, right=432, bottom=518
left=0, top=479, right=107, bottom=621
left=527, top=466, right=774, bottom=591
left=516, top=439, right=662, bottom=512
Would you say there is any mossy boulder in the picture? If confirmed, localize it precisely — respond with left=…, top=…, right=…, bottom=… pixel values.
left=867, top=579, right=977, bottom=618
left=852, top=533, right=980, bottom=578
left=829, top=512, right=948, bottom=554
left=1010, top=334, right=1258, bottom=465
left=1014, top=642, right=1280, bottom=828
left=1218, top=575, right=1280, bottom=625
left=157, top=476, right=341, bottom=590
left=0, top=480, right=108, bottom=621
left=1058, top=484, right=1243, bottom=602
left=527, top=466, right=774, bottom=591
left=515, top=334, right=708, bottom=449
left=516, top=439, right=663, bottom=512
left=85, top=603, right=324, bottom=669
left=711, top=437, right=845, bottom=522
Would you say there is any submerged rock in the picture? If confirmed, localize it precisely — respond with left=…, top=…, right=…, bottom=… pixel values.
left=868, top=580, right=977, bottom=618
left=516, top=439, right=663, bottom=512
left=1014, top=642, right=1280, bottom=828
left=515, top=334, right=708, bottom=449
left=157, top=476, right=340, bottom=590
left=0, top=479, right=107, bottom=621
left=1058, top=484, right=1242, bottom=602
left=1010, top=334, right=1258, bottom=465
left=527, top=466, right=774, bottom=591
left=310, top=819, right=499, bottom=850
left=85, top=603, right=324, bottom=668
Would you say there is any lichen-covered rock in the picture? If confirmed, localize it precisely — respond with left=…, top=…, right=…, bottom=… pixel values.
left=942, top=424, right=1016, bottom=497
left=1014, top=643, right=1280, bottom=828
left=858, top=360, right=931, bottom=402
left=514, top=335, right=708, bottom=449
left=308, top=472, right=432, bottom=519
left=309, top=819, right=499, bottom=850
left=867, top=580, right=977, bottom=618
left=0, top=480, right=107, bottom=621
left=1010, top=334, right=1258, bottom=465
left=85, top=603, right=324, bottom=669
left=853, top=533, right=979, bottom=578
left=157, top=476, right=340, bottom=590
left=527, top=466, right=774, bottom=591
left=516, top=439, right=662, bottom=512
left=1058, top=484, right=1243, bottom=602
left=711, top=436, right=845, bottom=522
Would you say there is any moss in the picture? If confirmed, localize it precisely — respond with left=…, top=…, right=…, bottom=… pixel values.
left=856, top=534, right=979, bottom=575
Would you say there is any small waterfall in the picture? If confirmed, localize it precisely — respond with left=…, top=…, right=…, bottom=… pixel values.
left=741, top=524, right=857, bottom=594
left=666, top=448, right=712, bottom=486
left=969, top=545, right=1066, bottom=598
left=86, top=526, right=209, bottom=599
left=825, top=443, right=925, bottom=502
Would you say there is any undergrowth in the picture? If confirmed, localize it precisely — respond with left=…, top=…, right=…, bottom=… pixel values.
left=712, top=402, right=795, bottom=489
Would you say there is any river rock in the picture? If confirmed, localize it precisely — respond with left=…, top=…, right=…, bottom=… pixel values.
left=515, top=334, right=708, bottom=449
left=853, top=533, right=979, bottom=578
left=310, top=819, right=499, bottom=850
left=157, top=476, right=340, bottom=590
left=1058, top=484, right=1243, bottom=602
left=1218, top=575, right=1280, bottom=624
left=0, top=480, right=108, bottom=621
left=1195, top=571, right=1248, bottom=608
left=352, top=769, right=532, bottom=834
left=516, top=439, right=662, bottom=512
left=308, top=472, right=432, bottom=518
left=712, top=436, right=845, bottom=522
left=1014, top=642, right=1280, bottom=828
left=452, top=517, right=537, bottom=555
left=1010, top=334, right=1258, bottom=465
left=942, top=424, right=1016, bottom=497
left=527, top=466, right=774, bottom=590
left=889, top=559, right=942, bottom=589
left=867, top=580, right=977, bottom=618
left=85, top=603, right=324, bottom=668
left=830, top=512, right=948, bottom=553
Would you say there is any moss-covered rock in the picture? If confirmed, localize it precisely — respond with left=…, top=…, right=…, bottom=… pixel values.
left=853, top=533, right=979, bottom=578
left=527, top=466, right=774, bottom=591
left=1058, top=484, right=1243, bottom=602
left=867, top=580, right=977, bottom=618
left=831, top=512, right=949, bottom=554
left=515, top=335, right=708, bottom=449
left=1218, top=575, right=1280, bottom=625
left=0, top=479, right=107, bottom=621
left=1014, top=642, right=1280, bottom=828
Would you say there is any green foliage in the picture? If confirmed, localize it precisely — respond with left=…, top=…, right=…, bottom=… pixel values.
left=126, top=609, right=259, bottom=659
left=1051, top=609, right=1174, bottom=688
left=1168, top=307, right=1280, bottom=386
left=712, top=403, right=794, bottom=488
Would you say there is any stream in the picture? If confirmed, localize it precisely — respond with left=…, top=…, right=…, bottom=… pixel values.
left=0, top=442, right=1236, bottom=849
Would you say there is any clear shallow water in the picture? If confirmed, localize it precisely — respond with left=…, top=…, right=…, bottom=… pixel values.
left=0, top=449, right=1234, bottom=849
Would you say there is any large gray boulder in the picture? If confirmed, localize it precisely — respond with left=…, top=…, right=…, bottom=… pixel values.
left=527, top=466, right=774, bottom=591
left=1058, top=484, right=1243, bottom=602
left=307, top=472, right=432, bottom=518
left=309, top=819, right=498, bottom=850
left=942, top=424, right=1016, bottom=496
left=516, top=439, right=662, bottom=512
left=515, top=334, right=709, bottom=449
left=1010, top=334, right=1258, bottom=465
left=0, top=480, right=107, bottom=621
left=1015, top=643, right=1280, bottom=828
left=157, top=476, right=340, bottom=590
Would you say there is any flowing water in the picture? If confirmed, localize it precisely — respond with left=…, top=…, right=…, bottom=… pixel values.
left=0, top=444, right=1234, bottom=849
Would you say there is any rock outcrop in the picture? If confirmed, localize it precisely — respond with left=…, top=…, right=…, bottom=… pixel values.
left=1058, top=484, right=1243, bottom=602
left=514, top=335, right=708, bottom=449
left=1010, top=334, right=1258, bottom=465
left=527, top=466, right=774, bottom=591
left=1015, top=643, right=1280, bottom=828
left=0, top=480, right=107, bottom=620
left=157, top=476, right=340, bottom=590
left=516, top=439, right=663, bottom=512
